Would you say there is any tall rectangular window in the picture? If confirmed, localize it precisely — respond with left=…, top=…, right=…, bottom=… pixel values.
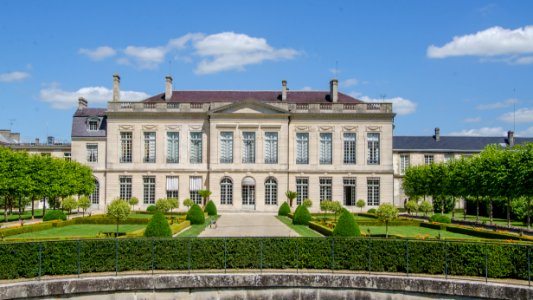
left=166, top=132, right=179, bottom=163
left=296, top=133, right=309, bottom=164
left=265, top=178, right=277, bottom=205
left=242, top=132, right=256, bottom=163
left=119, top=176, right=132, bottom=200
left=144, top=132, right=156, bottom=163
left=64, top=152, right=71, bottom=161
left=367, top=178, right=380, bottom=206
left=120, top=132, right=132, bottom=163
left=320, top=133, right=332, bottom=164
left=344, top=178, right=356, bottom=206
left=220, top=177, right=233, bottom=205
left=343, top=133, right=356, bottom=164
left=296, top=177, right=308, bottom=205
left=400, top=154, right=410, bottom=175
left=86, top=144, right=98, bottom=162
left=190, top=132, right=202, bottom=164
left=189, top=176, right=202, bottom=204
left=143, top=176, right=155, bottom=204
left=220, top=132, right=233, bottom=163
left=319, top=177, right=332, bottom=201
left=166, top=176, right=179, bottom=199
left=367, top=133, right=380, bottom=165
left=264, top=132, right=278, bottom=164
left=424, top=155, right=434, bottom=165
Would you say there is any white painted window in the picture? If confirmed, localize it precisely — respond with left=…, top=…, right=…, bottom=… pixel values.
left=344, top=178, right=356, bottom=206
left=120, top=132, right=132, bottom=163
left=143, top=176, right=155, bottom=204
left=242, top=132, right=256, bottom=163
left=220, top=177, right=233, bottom=205
left=166, top=176, right=179, bottom=199
left=166, top=132, right=179, bottom=163
left=90, top=179, right=99, bottom=204
left=296, top=177, right=308, bottom=205
left=265, top=177, right=277, bottom=205
left=119, top=176, right=132, bottom=201
left=319, top=177, right=332, bottom=202
left=220, top=132, right=233, bottom=163
left=367, top=177, right=380, bottom=206
left=320, top=133, right=332, bottom=164
left=264, top=132, right=278, bottom=164
left=343, top=133, right=356, bottom=164
left=190, top=132, right=202, bottom=164
left=400, top=154, right=410, bottom=175
left=86, top=144, right=98, bottom=162
left=424, top=155, right=434, bottom=165
left=144, top=132, right=156, bottom=163
left=367, top=133, right=380, bottom=165
left=189, top=176, right=203, bottom=204
left=296, top=133, right=309, bottom=164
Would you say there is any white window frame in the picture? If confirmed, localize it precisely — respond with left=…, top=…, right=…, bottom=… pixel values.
left=190, top=132, right=203, bottom=164
left=400, top=154, right=410, bottom=175
left=86, top=144, right=98, bottom=163
left=319, top=177, right=332, bottom=202
left=319, top=132, right=333, bottom=165
left=242, top=132, right=256, bottom=164
left=367, top=133, right=380, bottom=165
left=424, top=154, right=434, bottom=165
left=143, top=176, right=156, bottom=204
left=189, top=176, right=203, bottom=204
left=220, top=131, right=233, bottom=163
left=343, top=177, right=356, bottom=206
left=265, top=177, right=277, bottom=205
left=166, top=176, right=179, bottom=199
left=143, top=132, right=156, bottom=163
left=343, top=133, right=356, bottom=164
left=120, top=132, right=132, bottom=163
left=264, top=132, right=278, bottom=164
left=166, top=132, right=179, bottom=164
left=296, top=177, right=308, bottom=205
left=119, top=176, right=132, bottom=201
left=220, top=177, right=233, bottom=205
left=296, top=133, right=309, bottom=164
left=367, top=177, right=380, bottom=206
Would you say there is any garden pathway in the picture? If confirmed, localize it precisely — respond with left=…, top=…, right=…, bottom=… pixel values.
left=199, top=213, right=299, bottom=237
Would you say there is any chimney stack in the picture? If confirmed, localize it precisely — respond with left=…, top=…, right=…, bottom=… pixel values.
left=165, top=76, right=173, bottom=101
left=330, top=79, right=338, bottom=103
left=35, top=138, right=40, bottom=144
left=281, top=80, right=287, bottom=101
left=78, top=97, right=88, bottom=110
left=112, top=74, right=120, bottom=102
left=435, top=127, right=440, bottom=142
left=508, top=130, right=515, bottom=147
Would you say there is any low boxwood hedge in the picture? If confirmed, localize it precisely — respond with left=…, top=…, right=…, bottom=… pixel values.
left=309, top=221, right=333, bottom=236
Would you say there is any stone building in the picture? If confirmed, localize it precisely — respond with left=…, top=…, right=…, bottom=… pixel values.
left=71, top=75, right=395, bottom=212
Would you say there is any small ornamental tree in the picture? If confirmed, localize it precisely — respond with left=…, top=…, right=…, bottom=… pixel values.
left=107, top=199, right=131, bottom=236
left=292, top=204, right=312, bottom=225
left=61, top=197, right=78, bottom=219
left=356, top=199, right=366, bottom=212
left=128, top=197, right=139, bottom=211
left=303, top=198, right=313, bottom=208
left=167, top=198, right=179, bottom=213
left=405, top=200, right=419, bottom=216
left=43, top=210, right=67, bottom=221
left=278, top=202, right=291, bottom=216
left=186, top=204, right=205, bottom=225
left=77, top=196, right=91, bottom=217
left=204, top=200, right=217, bottom=216
left=144, top=211, right=172, bottom=237
left=333, top=209, right=361, bottom=236
left=376, top=203, right=399, bottom=238
left=331, top=201, right=342, bottom=223
left=198, top=189, right=212, bottom=206
left=419, top=200, right=433, bottom=217
left=146, top=205, right=157, bottom=213
left=183, top=198, right=194, bottom=209
left=155, top=198, right=171, bottom=213
left=285, top=191, right=298, bottom=207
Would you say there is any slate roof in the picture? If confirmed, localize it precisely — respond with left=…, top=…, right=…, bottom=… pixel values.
left=71, top=108, right=107, bottom=138
left=393, top=136, right=533, bottom=152
left=142, top=91, right=362, bottom=104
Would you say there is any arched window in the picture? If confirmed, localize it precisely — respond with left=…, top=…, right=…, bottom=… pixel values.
left=220, top=177, right=233, bottom=205
left=90, top=179, right=99, bottom=204
left=242, top=176, right=256, bottom=208
left=265, top=177, right=277, bottom=205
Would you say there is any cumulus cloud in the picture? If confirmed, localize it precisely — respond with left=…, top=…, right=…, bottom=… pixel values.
left=360, top=96, right=417, bottom=116
left=500, top=107, right=533, bottom=123
left=464, top=117, right=481, bottom=123
left=476, top=98, right=519, bottom=110
left=449, top=127, right=506, bottom=136
left=40, top=85, right=149, bottom=109
left=517, top=126, right=533, bottom=137
left=0, top=71, right=30, bottom=82
left=340, top=78, right=358, bottom=87
left=427, top=26, right=533, bottom=63
left=301, top=86, right=313, bottom=91
left=123, top=46, right=167, bottom=69
left=78, top=46, right=116, bottom=61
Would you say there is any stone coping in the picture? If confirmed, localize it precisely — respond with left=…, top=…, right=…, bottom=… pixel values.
left=0, top=273, right=532, bottom=300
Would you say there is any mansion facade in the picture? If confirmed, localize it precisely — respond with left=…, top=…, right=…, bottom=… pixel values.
left=72, top=75, right=395, bottom=212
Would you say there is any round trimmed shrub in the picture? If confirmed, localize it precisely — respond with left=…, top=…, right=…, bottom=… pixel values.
left=278, top=202, right=291, bottom=216
left=204, top=200, right=218, bottom=216
left=429, top=213, right=451, bottom=224
left=186, top=204, right=205, bottom=225
left=292, top=205, right=311, bottom=225
left=333, top=209, right=361, bottom=236
left=146, top=205, right=157, bottom=214
left=367, top=208, right=377, bottom=214
left=144, top=212, right=172, bottom=237
left=43, top=210, right=67, bottom=221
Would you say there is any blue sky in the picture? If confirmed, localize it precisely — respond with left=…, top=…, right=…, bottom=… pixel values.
left=1, top=1, right=533, bottom=142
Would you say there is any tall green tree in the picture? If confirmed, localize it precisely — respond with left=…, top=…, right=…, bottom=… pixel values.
left=107, top=199, right=131, bottom=235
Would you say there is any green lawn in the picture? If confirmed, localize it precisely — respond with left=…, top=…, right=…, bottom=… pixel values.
left=129, top=213, right=154, bottom=219
left=0, top=209, right=44, bottom=222
left=312, top=213, right=377, bottom=222
left=443, top=212, right=527, bottom=228
left=360, top=225, right=479, bottom=240
left=276, top=216, right=322, bottom=237
left=6, top=224, right=146, bottom=239
left=177, top=216, right=218, bottom=237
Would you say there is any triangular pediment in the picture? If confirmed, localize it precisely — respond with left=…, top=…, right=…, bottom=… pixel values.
left=209, top=100, right=289, bottom=115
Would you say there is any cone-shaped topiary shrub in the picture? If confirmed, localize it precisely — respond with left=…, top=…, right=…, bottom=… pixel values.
left=144, top=211, right=172, bottom=237
left=292, top=204, right=312, bottom=225
left=146, top=205, right=157, bottom=214
left=333, top=209, right=361, bottom=237
left=186, top=204, right=206, bottom=225
left=204, top=200, right=218, bottom=216
left=278, top=202, right=291, bottom=216
left=43, top=210, right=67, bottom=221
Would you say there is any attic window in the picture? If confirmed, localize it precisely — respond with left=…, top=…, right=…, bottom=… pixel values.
left=87, top=118, right=99, bottom=131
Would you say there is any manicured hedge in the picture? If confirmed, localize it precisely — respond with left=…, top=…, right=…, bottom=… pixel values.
left=204, top=200, right=218, bottom=216
left=43, top=210, right=67, bottom=221
left=309, top=221, right=333, bottom=236
left=278, top=202, right=291, bottom=216
left=357, top=219, right=421, bottom=227
left=0, top=237, right=530, bottom=280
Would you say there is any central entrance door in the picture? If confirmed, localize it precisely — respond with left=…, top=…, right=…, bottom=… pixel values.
left=242, top=176, right=256, bottom=210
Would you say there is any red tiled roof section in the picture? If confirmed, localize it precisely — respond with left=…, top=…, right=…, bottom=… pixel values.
left=142, top=91, right=363, bottom=104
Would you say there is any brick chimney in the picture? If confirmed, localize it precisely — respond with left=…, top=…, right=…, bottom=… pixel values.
left=78, top=97, right=88, bottom=110
left=330, top=79, right=338, bottom=103
left=281, top=80, right=287, bottom=101
left=165, top=76, right=173, bottom=101
left=435, top=127, right=440, bottom=142
left=508, top=130, right=515, bottom=147
left=112, top=74, right=120, bottom=102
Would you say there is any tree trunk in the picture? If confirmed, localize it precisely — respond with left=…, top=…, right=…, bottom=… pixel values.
left=18, top=197, right=22, bottom=225
left=527, top=197, right=531, bottom=230
left=31, top=197, right=35, bottom=220
left=476, top=196, right=480, bottom=223
left=116, top=220, right=119, bottom=237
left=3, top=199, right=7, bottom=223
left=441, top=196, right=444, bottom=214
left=463, top=198, right=467, bottom=221
left=385, top=221, right=389, bottom=238
left=42, top=197, right=46, bottom=218
left=507, top=197, right=511, bottom=228
left=451, top=198, right=455, bottom=220
left=489, top=199, right=493, bottom=225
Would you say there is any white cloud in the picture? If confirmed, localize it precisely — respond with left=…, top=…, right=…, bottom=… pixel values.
left=123, top=46, right=167, bottom=69
left=449, top=127, right=506, bottom=136
left=193, top=32, right=299, bottom=74
left=40, top=85, right=149, bottom=109
left=341, top=78, right=358, bottom=87
left=476, top=98, right=518, bottom=110
left=0, top=71, right=30, bottom=82
left=517, top=126, right=533, bottom=137
left=514, top=56, right=533, bottom=65
left=427, top=26, right=533, bottom=61
left=500, top=107, right=533, bottom=123
left=361, top=96, right=417, bottom=116
left=464, top=117, right=481, bottom=123
left=78, top=46, right=116, bottom=61
left=301, top=86, right=313, bottom=91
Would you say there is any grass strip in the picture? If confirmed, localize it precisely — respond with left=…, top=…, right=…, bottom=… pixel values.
left=177, top=215, right=218, bottom=237
left=276, top=216, right=322, bottom=237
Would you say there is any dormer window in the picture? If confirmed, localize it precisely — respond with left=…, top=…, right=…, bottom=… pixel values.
left=87, top=118, right=99, bottom=131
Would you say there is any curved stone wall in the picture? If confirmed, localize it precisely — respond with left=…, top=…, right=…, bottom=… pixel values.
left=0, top=273, right=531, bottom=300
